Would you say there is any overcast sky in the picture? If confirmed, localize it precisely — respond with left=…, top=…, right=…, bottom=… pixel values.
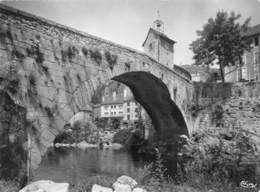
left=2, top=0, right=260, bottom=65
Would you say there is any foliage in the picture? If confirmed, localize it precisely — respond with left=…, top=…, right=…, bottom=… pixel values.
left=105, top=51, right=118, bottom=70
left=94, top=117, right=109, bottom=129
left=90, top=50, right=102, bottom=65
left=28, top=73, right=38, bottom=97
left=0, top=65, right=20, bottom=95
left=0, top=180, right=19, bottom=192
left=61, top=46, right=79, bottom=62
left=211, top=104, right=224, bottom=127
left=190, top=11, right=251, bottom=82
left=113, top=128, right=134, bottom=145
left=181, top=125, right=260, bottom=186
left=26, top=44, right=44, bottom=64
left=0, top=29, right=13, bottom=44
left=11, top=49, right=25, bottom=62
left=44, top=106, right=53, bottom=118
left=67, top=46, right=79, bottom=62
left=81, top=47, right=88, bottom=58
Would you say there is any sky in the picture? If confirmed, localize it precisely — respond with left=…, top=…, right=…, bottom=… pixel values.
left=1, top=0, right=260, bottom=65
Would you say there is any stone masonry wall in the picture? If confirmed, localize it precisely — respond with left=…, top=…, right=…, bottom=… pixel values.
left=0, top=4, right=193, bottom=168
left=192, top=82, right=260, bottom=152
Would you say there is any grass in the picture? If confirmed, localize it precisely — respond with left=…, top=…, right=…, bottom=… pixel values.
left=0, top=180, right=19, bottom=192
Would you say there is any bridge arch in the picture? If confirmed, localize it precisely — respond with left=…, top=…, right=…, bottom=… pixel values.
left=0, top=4, right=194, bottom=169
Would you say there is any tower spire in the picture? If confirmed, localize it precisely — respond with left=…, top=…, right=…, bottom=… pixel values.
left=153, top=10, right=164, bottom=33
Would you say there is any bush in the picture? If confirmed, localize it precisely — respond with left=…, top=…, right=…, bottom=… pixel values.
left=181, top=126, right=259, bottom=186
left=0, top=180, right=19, bottom=192
left=105, top=51, right=118, bottom=70
left=26, top=44, right=44, bottom=64
left=82, top=47, right=88, bottom=57
left=90, top=50, right=102, bottom=65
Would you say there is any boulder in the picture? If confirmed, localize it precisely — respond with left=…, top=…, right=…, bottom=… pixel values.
left=19, top=180, right=69, bottom=192
left=91, top=184, right=113, bottom=192
left=112, top=182, right=131, bottom=192
left=116, top=175, right=138, bottom=189
left=133, top=187, right=147, bottom=192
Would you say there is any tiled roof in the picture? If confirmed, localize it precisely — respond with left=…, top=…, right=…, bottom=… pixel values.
left=101, top=81, right=134, bottom=105
left=142, top=28, right=176, bottom=46
left=181, top=65, right=210, bottom=75
left=242, top=24, right=260, bottom=37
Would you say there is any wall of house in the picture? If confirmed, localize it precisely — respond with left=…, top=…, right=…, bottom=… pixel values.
left=143, top=32, right=159, bottom=61
left=158, top=37, right=174, bottom=69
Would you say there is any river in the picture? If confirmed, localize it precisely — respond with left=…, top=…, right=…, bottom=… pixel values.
left=32, top=147, right=147, bottom=185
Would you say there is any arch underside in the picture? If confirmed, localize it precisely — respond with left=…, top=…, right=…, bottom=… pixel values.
left=112, top=71, right=189, bottom=142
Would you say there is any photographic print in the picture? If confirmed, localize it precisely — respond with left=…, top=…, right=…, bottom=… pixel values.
left=0, top=0, right=259, bottom=191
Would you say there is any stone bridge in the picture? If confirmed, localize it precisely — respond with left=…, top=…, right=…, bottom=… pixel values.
left=0, top=4, right=195, bottom=167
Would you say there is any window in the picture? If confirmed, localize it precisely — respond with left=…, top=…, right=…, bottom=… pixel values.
left=125, top=62, right=131, bottom=71
left=241, top=67, right=248, bottom=80
left=127, top=115, right=130, bottom=120
left=254, top=51, right=259, bottom=64
left=105, top=87, right=109, bottom=96
left=127, top=102, right=130, bottom=106
left=149, top=42, right=153, bottom=52
left=127, top=108, right=130, bottom=112
left=113, top=92, right=116, bottom=100
left=135, top=108, right=138, bottom=112
left=255, top=37, right=259, bottom=47
left=243, top=54, right=247, bottom=65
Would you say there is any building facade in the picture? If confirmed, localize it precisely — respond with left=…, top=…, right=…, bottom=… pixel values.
left=99, top=82, right=141, bottom=122
left=142, top=19, right=176, bottom=69
left=224, top=25, right=260, bottom=82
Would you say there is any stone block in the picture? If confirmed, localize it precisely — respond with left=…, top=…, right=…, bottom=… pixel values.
left=91, top=184, right=113, bottom=192
left=19, top=180, right=69, bottom=192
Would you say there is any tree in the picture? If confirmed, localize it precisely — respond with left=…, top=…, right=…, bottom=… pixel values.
left=190, top=11, right=251, bottom=82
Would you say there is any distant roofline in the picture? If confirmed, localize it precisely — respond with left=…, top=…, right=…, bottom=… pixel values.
left=142, top=27, right=176, bottom=47
left=242, top=24, right=260, bottom=37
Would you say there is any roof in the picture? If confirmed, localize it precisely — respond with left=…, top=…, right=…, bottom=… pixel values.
left=101, top=81, right=134, bottom=105
left=242, top=24, right=260, bottom=37
left=181, top=65, right=211, bottom=75
left=142, top=28, right=176, bottom=47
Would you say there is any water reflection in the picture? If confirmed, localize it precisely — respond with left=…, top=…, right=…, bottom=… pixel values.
left=33, top=147, right=145, bottom=185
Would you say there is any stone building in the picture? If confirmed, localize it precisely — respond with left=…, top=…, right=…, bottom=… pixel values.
left=142, top=18, right=176, bottom=69
left=99, top=82, right=141, bottom=122
left=225, top=24, right=260, bottom=82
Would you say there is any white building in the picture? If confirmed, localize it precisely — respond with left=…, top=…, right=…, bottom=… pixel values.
left=99, top=82, right=141, bottom=122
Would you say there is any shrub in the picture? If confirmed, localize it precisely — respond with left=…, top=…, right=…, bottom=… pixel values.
left=82, top=47, right=88, bottom=57
left=61, top=46, right=79, bottom=62
left=44, top=106, right=53, bottom=118
left=61, top=49, right=68, bottom=62
left=105, top=51, right=118, bottom=70
left=5, top=78, right=19, bottom=95
left=11, top=49, right=25, bottom=61
left=90, top=50, right=102, bottom=65
left=28, top=73, right=37, bottom=95
left=26, top=44, right=44, bottom=64
left=67, top=46, right=78, bottom=62
left=0, top=29, right=13, bottom=43
left=181, top=126, right=259, bottom=186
